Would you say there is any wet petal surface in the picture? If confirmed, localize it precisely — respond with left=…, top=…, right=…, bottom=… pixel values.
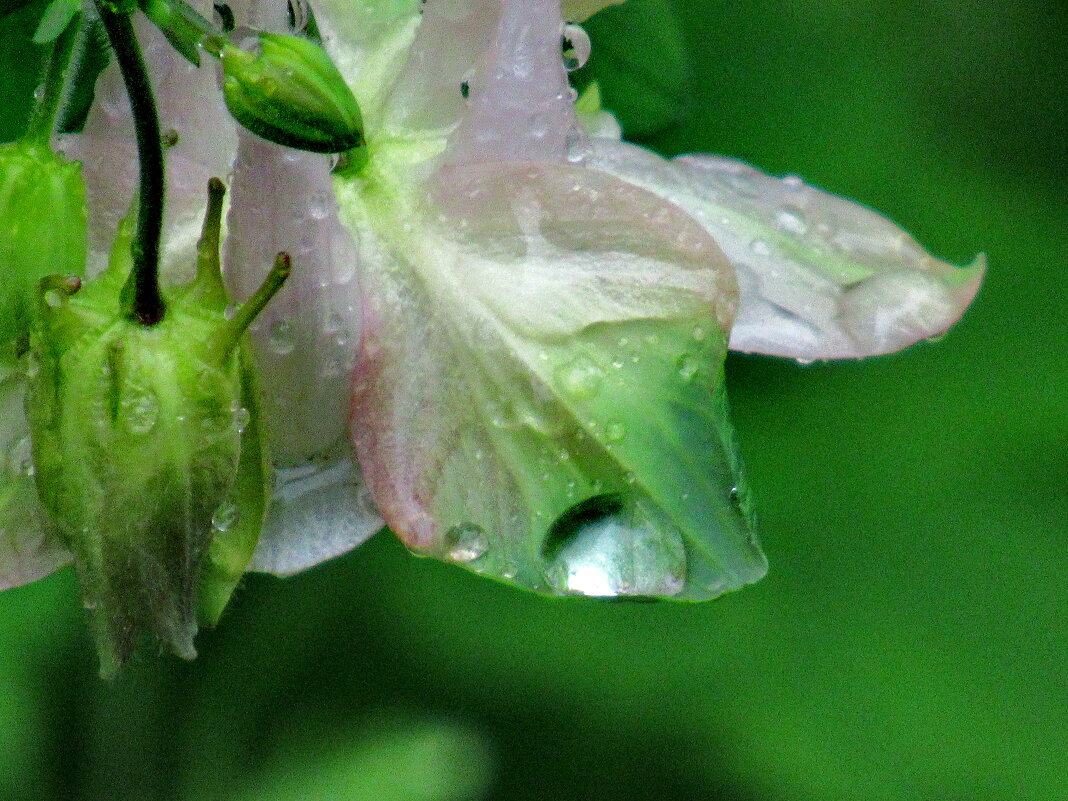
left=588, top=138, right=985, bottom=361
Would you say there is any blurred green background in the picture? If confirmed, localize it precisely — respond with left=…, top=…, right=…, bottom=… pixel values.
left=1, top=0, right=1065, bottom=799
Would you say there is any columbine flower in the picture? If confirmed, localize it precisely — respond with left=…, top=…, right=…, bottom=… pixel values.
left=2, top=0, right=982, bottom=628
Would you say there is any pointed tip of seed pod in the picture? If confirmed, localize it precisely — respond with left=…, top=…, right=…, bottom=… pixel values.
left=207, top=175, right=226, bottom=198
left=274, top=251, right=292, bottom=280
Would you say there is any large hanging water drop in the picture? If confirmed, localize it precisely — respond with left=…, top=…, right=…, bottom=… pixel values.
left=544, top=495, right=687, bottom=597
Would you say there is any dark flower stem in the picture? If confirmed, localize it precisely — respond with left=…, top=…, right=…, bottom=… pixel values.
left=24, top=17, right=79, bottom=146
left=96, top=2, right=166, bottom=326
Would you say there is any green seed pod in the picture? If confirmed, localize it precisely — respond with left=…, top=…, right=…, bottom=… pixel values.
left=0, top=141, right=86, bottom=364
left=221, top=33, right=366, bottom=154
left=26, top=180, right=287, bottom=677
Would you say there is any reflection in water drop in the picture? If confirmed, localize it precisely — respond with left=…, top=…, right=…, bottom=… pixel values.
left=233, top=406, right=251, bottom=434
left=211, top=500, right=239, bottom=532
left=544, top=495, right=686, bottom=597
left=555, top=355, right=604, bottom=399
left=444, top=522, right=489, bottom=563
left=268, top=318, right=295, bottom=355
left=562, top=25, right=592, bottom=71
left=121, top=391, right=160, bottom=435
left=676, top=355, right=700, bottom=381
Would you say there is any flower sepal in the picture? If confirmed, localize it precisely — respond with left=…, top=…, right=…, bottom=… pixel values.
left=26, top=181, right=287, bottom=676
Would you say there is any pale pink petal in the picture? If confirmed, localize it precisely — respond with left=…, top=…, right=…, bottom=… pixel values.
left=444, top=0, right=581, bottom=166
left=60, top=10, right=237, bottom=283
left=340, top=162, right=765, bottom=599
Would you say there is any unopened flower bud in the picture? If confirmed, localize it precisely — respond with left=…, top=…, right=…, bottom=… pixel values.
left=26, top=180, right=288, bottom=677
left=0, top=141, right=86, bottom=363
left=221, top=33, right=365, bottom=154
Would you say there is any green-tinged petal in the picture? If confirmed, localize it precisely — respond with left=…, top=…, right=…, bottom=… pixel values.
left=338, top=159, right=765, bottom=599
left=0, top=362, right=71, bottom=591
left=587, top=138, right=985, bottom=360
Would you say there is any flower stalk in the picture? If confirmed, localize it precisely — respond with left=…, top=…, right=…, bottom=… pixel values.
left=95, top=0, right=166, bottom=325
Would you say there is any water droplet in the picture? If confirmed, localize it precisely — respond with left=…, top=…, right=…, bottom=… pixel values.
left=677, top=355, right=700, bottom=381
left=544, top=495, right=686, bottom=597
left=211, top=500, right=239, bottom=532
left=565, top=125, right=590, bottom=164
left=562, top=24, right=592, bottom=71
left=122, top=391, right=160, bottom=435
left=750, top=238, right=772, bottom=256
left=775, top=209, right=808, bottom=235
left=43, top=290, right=65, bottom=309
left=33, top=84, right=44, bottom=100
left=8, top=436, right=33, bottom=477
left=783, top=174, right=803, bottom=188
left=555, top=356, right=604, bottom=399
left=308, top=191, right=331, bottom=220
left=267, top=318, right=295, bottom=355
left=605, top=421, right=626, bottom=442
left=233, top=406, right=251, bottom=433
left=444, top=522, right=488, bottom=563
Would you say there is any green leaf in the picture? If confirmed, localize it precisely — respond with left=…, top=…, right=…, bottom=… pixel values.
left=573, top=0, right=694, bottom=139
left=31, top=0, right=78, bottom=43
left=0, top=0, right=35, bottom=18
left=233, top=716, right=493, bottom=801
left=57, top=19, right=111, bottom=134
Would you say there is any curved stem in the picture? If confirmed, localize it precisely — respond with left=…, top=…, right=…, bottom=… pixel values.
left=96, top=3, right=166, bottom=326
left=24, top=16, right=79, bottom=145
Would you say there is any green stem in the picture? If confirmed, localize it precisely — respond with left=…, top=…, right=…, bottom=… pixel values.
left=96, top=2, right=166, bottom=326
left=24, top=15, right=79, bottom=145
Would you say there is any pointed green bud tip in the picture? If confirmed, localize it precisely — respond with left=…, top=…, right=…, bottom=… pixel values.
left=0, top=140, right=86, bottom=364
left=25, top=181, right=289, bottom=677
left=220, top=33, right=365, bottom=154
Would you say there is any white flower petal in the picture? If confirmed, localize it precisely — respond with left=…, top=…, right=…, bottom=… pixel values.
left=224, top=132, right=383, bottom=573
left=587, top=138, right=985, bottom=360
